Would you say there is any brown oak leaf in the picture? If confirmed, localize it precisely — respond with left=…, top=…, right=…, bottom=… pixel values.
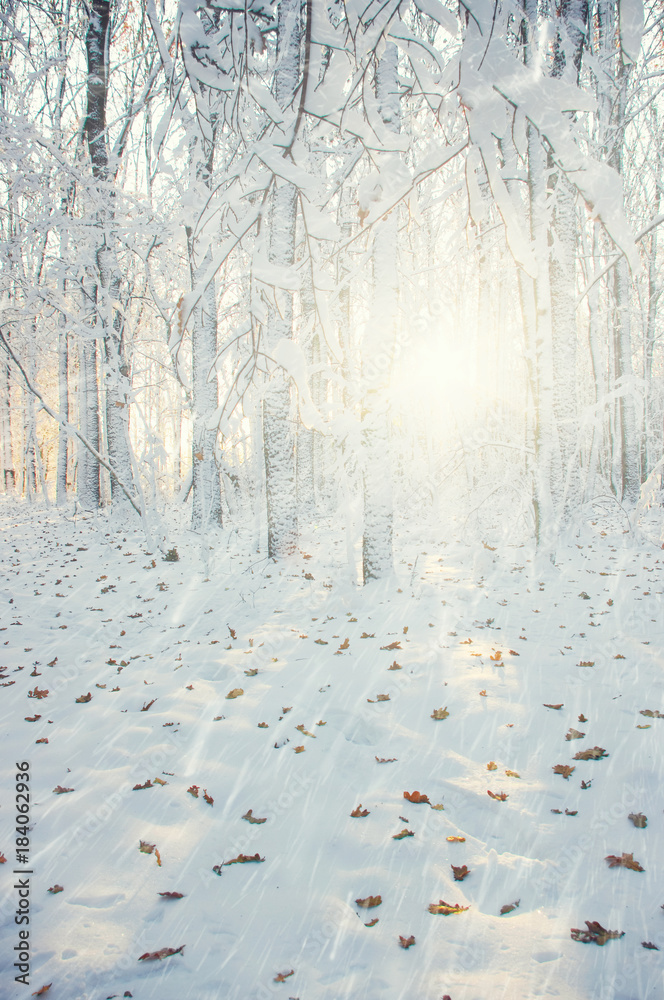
left=605, top=853, right=644, bottom=872
left=553, top=764, right=575, bottom=779
left=399, top=935, right=416, bottom=949
left=571, top=921, right=624, bottom=945
left=428, top=900, right=469, bottom=915
left=573, top=747, right=608, bottom=760
left=355, top=895, right=382, bottom=908
left=452, top=865, right=470, bottom=881
left=138, top=945, right=185, bottom=961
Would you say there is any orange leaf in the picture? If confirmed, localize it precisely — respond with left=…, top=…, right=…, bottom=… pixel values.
left=356, top=895, right=382, bottom=908
left=274, top=969, right=295, bottom=983
left=403, top=790, right=429, bottom=804
left=487, top=790, right=508, bottom=800
left=351, top=805, right=370, bottom=817
left=155, top=849, right=162, bottom=866
left=364, top=918, right=379, bottom=926
left=226, top=688, right=244, bottom=699
left=31, top=986, right=52, bottom=997
left=187, top=785, right=200, bottom=797
left=75, top=692, right=92, bottom=703
left=446, top=836, right=465, bottom=843
left=428, top=900, right=469, bottom=915
left=203, top=789, right=214, bottom=805
left=553, top=764, right=575, bottom=779
left=380, top=641, right=401, bottom=650
left=223, top=853, right=265, bottom=865
left=392, top=829, right=414, bottom=840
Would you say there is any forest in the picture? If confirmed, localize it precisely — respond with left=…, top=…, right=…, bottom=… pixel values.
left=1, top=0, right=662, bottom=569
left=1, top=2, right=664, bottom=999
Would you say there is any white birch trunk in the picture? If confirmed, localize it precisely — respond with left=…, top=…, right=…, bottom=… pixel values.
left=362, top=42, right=399, bottom=581
left=78, top=338, right=101, bottom=510
left=190, top=242, right=222, bottom=530
left=262, top=0, right=301, bottom=558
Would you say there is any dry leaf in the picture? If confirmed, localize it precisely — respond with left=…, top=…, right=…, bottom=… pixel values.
left=446, top=836, right=465, bottom=843
left=47, top=884, right=63, bottom=894
left=489, top=651, right=502, bottom=661
left=388, top=660, right=402, bottom=670
left=573, top=746, right=608, bottom=760
left=505, top=770, right=520, bottom=778
left=203, top=789, right=214, bottom=805
left=570, top=920, right=624, bottom=945
left=223, top=853, right=264, bottom=865
left=428, top=900, right=469, bottom=915
left=380, top=641, right=402, bottom=651
left=365, top=918, right=379, bottom=927
left=187, top=785, right=199, bottom=797
left=35, top=738, right=48, bottom=744
left=133, top=780, right=153, bottom=790
left=158, top=892, right=184, bottom=898
left=605, top=852, right=644, bottom=872
left=642, top=941, right=660, bottom=950
left=355, top=895, right=382, bottom=908
left=392, top=829, right=414, bottom=840
left=404, top=790, right=429, bottom=804
left=155, top=849, right=162, bottom=866
left=500, top=900, right=520, bottom=915
left=337, top=638, right=350, bottom=650
left=628, top=813, right=647, bottom=828
left=351, top=805, right=370, bottom=817
left=226, top=688, right=244, bottom=699
left=479, top=689, right=487, bottom=696
left=543, top=704, right=563, bottom=709
left=139, top=841, right=155, bottom=854
left=581, top=780, right=592, bottom=789
left=294, top=745, right=305, bottom=753
left=242, top=809, right=267, bottom=824
left=451, top=865, right=470, bottom=881
left=577, top=661, right=595, bottom=667
left=578, top=714, right=588, bottom=722
left=314, top=638, right=328, bottom=645
left=399, top=935, right=416, bottom=949
left=75, top=692, right=92, bottom=703
left=138, top=945, right=185, bottom=961
left=565, top=728, right=585, bottom=740
left=486, top=761, right=498, bottom=771
left=244, top=668, right=258, bottom=676
left=258, top=722, right=268, bottom=728
left=487, top=790, right=508, bottom=801
left=553, top=764, right=575, bottom=779
left=141, top=698, right=156, bottom=711
left=431, top=707, right=449, bottom=720
left=153, top=777, right=168, bottom=786
left=31, top=986, right=52, bottom=997
left=367, top=694, right=390, bottom=703
left=375, top=756, right=397, bottom=763
left=53, top=785, right=74, bottom=794
left=273, top=970, right=295, bottom=982
left=28, top=687, right=48, bottom=699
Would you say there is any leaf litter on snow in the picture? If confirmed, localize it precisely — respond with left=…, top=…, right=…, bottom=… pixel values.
left=3, top=505, right=663, bottom=998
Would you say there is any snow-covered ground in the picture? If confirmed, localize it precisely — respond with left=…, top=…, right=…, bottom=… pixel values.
left=1, top=499, right=663, bottom=1000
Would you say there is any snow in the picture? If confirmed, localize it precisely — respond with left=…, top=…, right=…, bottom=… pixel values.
left=1, top=499, right=663, bottom=999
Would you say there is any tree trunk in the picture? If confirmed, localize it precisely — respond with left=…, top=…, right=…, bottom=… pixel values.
left=84, top=0, right=136, bottom=508
left=262, top=0, right=301, bottom=558
left=78, top=338, right=101, bottom=509
left=189, top=242, right=223, bottom=530
left=362, top=42, right=400, bottom=581
left=1, top=343, right=14, bottom=490
left=56, top=330, right=69, bottom=504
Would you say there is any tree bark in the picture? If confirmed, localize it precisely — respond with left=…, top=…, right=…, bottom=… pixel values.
left=84, top=0, right=136, bottom=507
left=362, top=41, right=400, bottom=581
left=262, top=0, right=302, bottom=558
